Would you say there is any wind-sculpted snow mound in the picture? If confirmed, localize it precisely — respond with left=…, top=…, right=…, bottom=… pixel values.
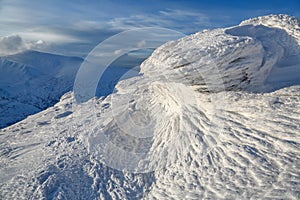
left=0, top=15, right=300, bottom=199
left=240, top=14, right=300, bottom=43
left=141, top=14, right=300, bottom=92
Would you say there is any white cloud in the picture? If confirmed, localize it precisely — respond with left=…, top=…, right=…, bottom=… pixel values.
left=0, top=34, right=50, bottom=56
left=0, top=34, right=27, bottom=55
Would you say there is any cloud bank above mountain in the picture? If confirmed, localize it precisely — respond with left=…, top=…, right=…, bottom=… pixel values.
left=0, top=35, right=27, bottom=55
left=0, top=34, right=47, bottom=56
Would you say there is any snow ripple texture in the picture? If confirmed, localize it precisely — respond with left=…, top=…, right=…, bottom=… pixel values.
left=0, top=14, right=300, bottom=199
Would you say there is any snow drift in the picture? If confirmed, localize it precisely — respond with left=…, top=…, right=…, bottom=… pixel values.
left=0, top=14, right=300, bottom=199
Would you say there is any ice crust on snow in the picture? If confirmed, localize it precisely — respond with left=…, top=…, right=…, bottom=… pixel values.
left=0, top=14, right=300, bottom=199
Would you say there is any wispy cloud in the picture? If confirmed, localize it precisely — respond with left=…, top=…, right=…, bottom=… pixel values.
left=6, top=0, right=294, bottom=57
left=19, top=30, right=84, bottom=43
left=108, top=9, right=212, bottom=33
left=0, top=1, right=213, bottom=57
left=159, top=9, right=211, bottom=26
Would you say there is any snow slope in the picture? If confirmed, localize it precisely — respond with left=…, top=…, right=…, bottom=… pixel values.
left=0, top=14, right=300, bottom=199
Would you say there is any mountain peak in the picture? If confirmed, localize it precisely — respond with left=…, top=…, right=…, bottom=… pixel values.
left=241, top=14, right=300, bottom=26
left=240, top=14, right=300, bottom=39
left=141, top=14, right=300, bottom=94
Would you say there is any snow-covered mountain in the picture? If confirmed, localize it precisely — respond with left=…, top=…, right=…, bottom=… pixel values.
left=0, top=14, right=300, bottom=199
left=0, top=50, right=83, bottom=128
left=0, top=50, right=149, bottom=129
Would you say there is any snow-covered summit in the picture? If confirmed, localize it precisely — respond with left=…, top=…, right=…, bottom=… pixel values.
left=141, top=14, right=300, bottom=93
left=240, top=14, right=300, bottom=41
left=0, top=14, right=300, bottom=199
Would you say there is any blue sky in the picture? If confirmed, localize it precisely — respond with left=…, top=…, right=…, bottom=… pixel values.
left=0, top=0, right=299, bottom=56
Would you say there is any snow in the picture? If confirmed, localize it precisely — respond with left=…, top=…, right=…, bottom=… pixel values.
left=0, top=14, right=300, bottom=199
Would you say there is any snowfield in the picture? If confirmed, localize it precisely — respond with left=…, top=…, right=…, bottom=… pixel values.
left=1, top=14, right=300, bottom=199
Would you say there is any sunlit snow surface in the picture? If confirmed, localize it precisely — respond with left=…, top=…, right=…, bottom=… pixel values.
left=1, top=14, right=300, bottom=199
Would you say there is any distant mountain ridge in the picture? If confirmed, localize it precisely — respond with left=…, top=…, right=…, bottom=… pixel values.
left=0, top=50, right=83, bottom=128
left=0, top=49, right=150, bottom=128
